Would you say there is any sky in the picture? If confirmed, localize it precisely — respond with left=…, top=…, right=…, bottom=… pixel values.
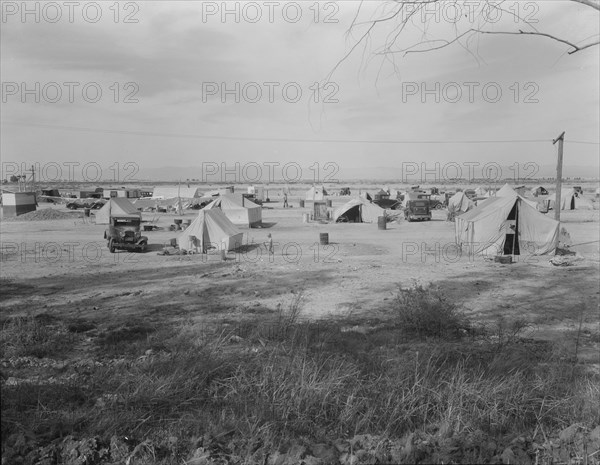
left=1, top=0, right=599, bottom=183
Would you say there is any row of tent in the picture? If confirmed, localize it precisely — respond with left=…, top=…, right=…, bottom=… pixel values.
left=314, top=186, right=565, bottom=257
left=448, top=186, right=595, bottom=215
left=95, top=194, right=262, bottom=227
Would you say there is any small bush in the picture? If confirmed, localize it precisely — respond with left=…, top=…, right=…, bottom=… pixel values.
left=393, top=283, right=470, bottom=339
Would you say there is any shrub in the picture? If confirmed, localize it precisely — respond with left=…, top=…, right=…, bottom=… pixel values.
left=393, top=283, right=470, bottom=339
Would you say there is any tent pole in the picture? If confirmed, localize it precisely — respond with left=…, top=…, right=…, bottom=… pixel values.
left=552, top=132, right=565, bottom=254
left=511, top=202, right=517, bottom=259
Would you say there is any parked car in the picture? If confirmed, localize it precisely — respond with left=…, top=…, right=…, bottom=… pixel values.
left=404, top=199, right=432, bottom=221
left=429, top=198, right=444, bottom=209
left=104, top=216, right=148, bottom=253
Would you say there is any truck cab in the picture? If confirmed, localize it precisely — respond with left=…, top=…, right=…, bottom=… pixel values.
left=105, top=216, right=148, bottom=253
left=404, top=193, right=432, bottom=221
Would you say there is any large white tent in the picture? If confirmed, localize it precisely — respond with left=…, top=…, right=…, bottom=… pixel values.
left=333, top=197, right=385, bottom=223
left=548, top=188, right=594, bottom=210
left=177, top=209, right=243, bottom=253
left=204, top=194, right=262, bottom=227
left=94, top=198, right=141, bottom=225
left=455, top=192, right=560, bottom=256
left=484, top=184, right=538, bottom=209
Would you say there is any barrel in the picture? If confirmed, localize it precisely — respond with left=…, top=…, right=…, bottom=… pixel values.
left=299, top=200, right=305, bottom=208
left=326, top=199, right=332, bottom=207
left=319, top=233, right=329, bottom=245
left=303, top=213, right=309, bottom=223
left=378, top=216, right=387, bottom=230
left=84, top=208, right=91, bottom=217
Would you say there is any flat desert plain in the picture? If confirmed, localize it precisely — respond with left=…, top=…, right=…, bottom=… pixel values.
left=1, top=195, right=599, bottom=464
left=2, top=197, right=599, bottom=359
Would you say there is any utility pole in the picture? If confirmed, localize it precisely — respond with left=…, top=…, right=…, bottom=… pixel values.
left=552, top=131, right=565, bottom=252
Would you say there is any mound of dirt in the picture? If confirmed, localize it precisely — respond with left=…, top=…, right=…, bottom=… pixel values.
left=2, top=209, right=81, bottom=221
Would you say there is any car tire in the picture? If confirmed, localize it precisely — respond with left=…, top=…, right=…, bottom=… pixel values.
left=108, top=239, right=116, bottom=253
left=138, top=241, right=147, bottom=253
left=435, top=204, right=442, bottom=209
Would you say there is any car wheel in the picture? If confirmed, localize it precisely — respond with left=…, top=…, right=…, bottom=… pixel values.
left=435, top=204, right=442, bottom=209
left=108, top=239, right=116, bottom=253
left=138, top=241, right=147, bottom=253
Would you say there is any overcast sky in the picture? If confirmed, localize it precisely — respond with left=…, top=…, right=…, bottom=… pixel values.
left=1, top=0, right=599, bottom=182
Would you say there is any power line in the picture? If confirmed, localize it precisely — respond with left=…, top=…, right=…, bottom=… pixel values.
left=2, top=121, right=599, bottom=145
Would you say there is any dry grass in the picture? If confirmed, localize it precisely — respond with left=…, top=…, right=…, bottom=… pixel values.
left=2, top=289, right=599, bottom=464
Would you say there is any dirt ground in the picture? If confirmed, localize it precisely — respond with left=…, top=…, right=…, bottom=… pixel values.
left=1, top=195, right=599, bottom=368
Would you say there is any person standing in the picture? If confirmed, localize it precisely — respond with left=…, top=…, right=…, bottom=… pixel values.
left=265, top=233, right=274, bottom=255
left=283, top=193, right=288, bottom=208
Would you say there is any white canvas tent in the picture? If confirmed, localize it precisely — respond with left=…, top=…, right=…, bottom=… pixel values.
left=447, top=191, right=475, bottom=214
left=455, top=192, right=559, bottom=256
left=548, top=188, right=594, bottom=210
left=151, top=186, right=203, bottom=199
left=305, top=186, right=327, bottom=201
left=94, top=198, right=141, bottom=225
left=333, top=197, right=385, bottom=223
left=177, top=209, right=243, bottom=253
left=204, top=194, right=262, bottom=227
left=486, top=184, right=538, bottom=208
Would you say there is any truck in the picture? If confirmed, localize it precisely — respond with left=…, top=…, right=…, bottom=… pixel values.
left=104, top=216, right=148, bottom=253
left=404, top=192, right=432, bottom=221
left=372, top=189, right=402, bottom=210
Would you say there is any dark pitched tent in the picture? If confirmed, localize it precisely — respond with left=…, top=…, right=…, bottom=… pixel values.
left=333, top=197, right=385, bottom=223
left=94, top=198, right=141, bottom=225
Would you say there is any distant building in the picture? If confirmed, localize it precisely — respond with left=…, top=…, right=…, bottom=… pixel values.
left=105, top=188, right=141, bottom=199
left=2, top=192, right=37, bottom=217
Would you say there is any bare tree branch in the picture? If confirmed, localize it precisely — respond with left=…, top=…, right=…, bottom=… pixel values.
left=571, top=0, right=600, bottom=11
left=331, top=0, right=599, bottom=80
left=397, top=29, right=600, bottom=56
